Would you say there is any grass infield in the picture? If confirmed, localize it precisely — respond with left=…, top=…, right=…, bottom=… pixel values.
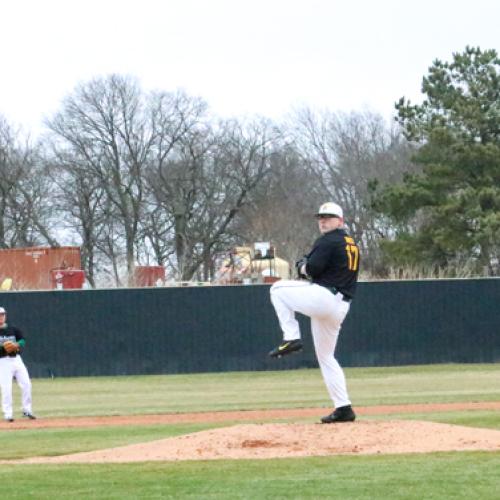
left=16, top=363, right=500, bottom=417
left=0, top=453, right=499, bottom=499
left=1, top=363, right=499, bottom=499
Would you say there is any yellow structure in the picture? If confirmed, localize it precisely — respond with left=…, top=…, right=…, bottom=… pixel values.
left=215, top=245, right=290, bottom=284
left=0, top=278, right=12, bottom=290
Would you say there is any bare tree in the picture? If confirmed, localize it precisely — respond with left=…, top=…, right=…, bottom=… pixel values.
left=290, top=108, right=416, bottom=274
left=41, top=75, right=420, bottom=283
left=142, top=90, right=209, bottom=276
left=235, top=144, right=319, bottom=265
left=44, top=144, right=108, bottom=287
left=46, top=78, right=213, bottom=285
left=136, top=203, right=176, bottom=268
left=148, top=117, right=281, bottom=280
left=46, top=75, right=151, bottom=285
left=0, top=116, right=58, bottom=248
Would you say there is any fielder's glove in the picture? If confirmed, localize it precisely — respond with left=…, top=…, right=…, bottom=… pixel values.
left=295, top=257, right=309, bottom=279
left=2, top=340, right=19, bottom=355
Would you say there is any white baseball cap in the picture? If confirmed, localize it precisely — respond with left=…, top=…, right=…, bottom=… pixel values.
left=0, top=307, right=5, bottom=314
left=315, top=202, right=343, bottom=219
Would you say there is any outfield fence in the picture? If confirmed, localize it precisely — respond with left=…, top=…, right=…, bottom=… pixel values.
left=1, top=278, right=499, bottom=377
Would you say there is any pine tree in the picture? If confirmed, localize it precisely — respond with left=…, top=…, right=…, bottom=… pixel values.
left=373, top=47, right=500, bottom=275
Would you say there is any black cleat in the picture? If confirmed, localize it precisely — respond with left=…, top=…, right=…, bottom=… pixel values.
left=269, top=339, right=303, bottom=358
left=321, top=405, right=356, bottom=424
left=23, top=412, right=36, bottom=420
left=5, top=418, right=14, bottom=422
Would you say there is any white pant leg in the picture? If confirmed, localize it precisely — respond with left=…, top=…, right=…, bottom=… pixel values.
left=0, top=357, right=15, bottom=419
left=271, top=280, right=352, bottom=407
left=311, top=315, right=351, bottom=408
left=13, top=357, right=32, bottom=414
left=270, top=280, right=337, bottom=340
left=270, top=281, right=307, bottom=340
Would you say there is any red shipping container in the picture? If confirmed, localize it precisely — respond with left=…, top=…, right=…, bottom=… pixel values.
left=50, top=269, right=86, bottom=289
left=0, top=246, right=81, bottom=290
left=263, top=276, right=281, bottom=284
left=134, top=266, right=166, bottom=287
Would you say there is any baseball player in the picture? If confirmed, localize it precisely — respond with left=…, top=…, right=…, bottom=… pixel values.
left=268, top=202, right=359, bottom=423
left=0, top=307, right=36, bottom=422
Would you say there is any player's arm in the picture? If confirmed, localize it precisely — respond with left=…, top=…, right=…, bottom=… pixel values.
left=295, top=257, right=309, bottom=279
left=305, top=240, right=334, bottom=278
left=15, top=328, right=25, bottom=351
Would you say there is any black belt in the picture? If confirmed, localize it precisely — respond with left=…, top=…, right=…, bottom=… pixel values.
left=324, top=286, right=352, bottom=303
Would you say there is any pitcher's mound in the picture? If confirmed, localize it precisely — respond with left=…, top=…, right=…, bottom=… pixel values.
left=19, top=420, right=500, bottom=463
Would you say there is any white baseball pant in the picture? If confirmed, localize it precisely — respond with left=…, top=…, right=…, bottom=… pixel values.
left=270, top=280, right=352, bottom=408
left=0, top=356, right=33, bottom=419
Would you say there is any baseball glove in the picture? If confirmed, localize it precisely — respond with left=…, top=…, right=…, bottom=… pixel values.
left=2, top=340, right=19, bottom=354
left=295, top=257, right=309, bottom=279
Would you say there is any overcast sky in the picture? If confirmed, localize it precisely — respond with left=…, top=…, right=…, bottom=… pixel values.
left=1, top=0, right=499, bottom=134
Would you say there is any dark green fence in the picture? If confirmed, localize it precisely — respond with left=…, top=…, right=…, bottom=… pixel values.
left=2, top=278, right=499, bottom=378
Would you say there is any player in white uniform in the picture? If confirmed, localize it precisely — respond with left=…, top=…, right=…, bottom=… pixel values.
left=268, top=202, right=359, bottom=423
left=0, top=307, right=36, bottom=422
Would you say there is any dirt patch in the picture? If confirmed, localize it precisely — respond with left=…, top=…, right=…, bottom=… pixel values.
left=15, top=421, right=500, bottom=463
left=2, top=401, right=500, bottom=430
left=2, top=402, right=499, bottom=463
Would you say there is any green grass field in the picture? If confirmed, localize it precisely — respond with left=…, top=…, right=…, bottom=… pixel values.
left=1, top=364, right=499, bottom=499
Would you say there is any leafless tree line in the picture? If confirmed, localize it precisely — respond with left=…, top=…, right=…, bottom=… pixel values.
left=0, top=75, right=416, bottom=286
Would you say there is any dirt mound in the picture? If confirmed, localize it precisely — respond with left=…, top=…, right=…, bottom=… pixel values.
left=18, top=421, right=500, bottom=463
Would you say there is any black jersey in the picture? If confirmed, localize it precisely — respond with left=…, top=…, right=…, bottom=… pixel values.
left=305, top=228, right=360, bottom=298
left=0, top=325, right=24, bottom=358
